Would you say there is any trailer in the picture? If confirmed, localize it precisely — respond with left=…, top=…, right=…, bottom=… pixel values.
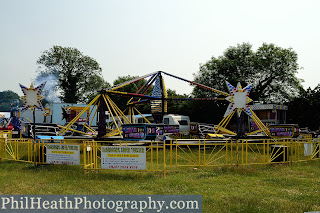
left=162, top=114, right=190, bottom=134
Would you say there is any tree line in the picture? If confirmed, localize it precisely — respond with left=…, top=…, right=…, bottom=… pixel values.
left=1, top=44, right=319, bottom=130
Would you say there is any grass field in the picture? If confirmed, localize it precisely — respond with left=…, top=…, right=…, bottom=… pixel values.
left=1, top=159, right=320, bottom=212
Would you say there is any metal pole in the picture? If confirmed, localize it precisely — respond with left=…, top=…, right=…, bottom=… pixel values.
left=33, top=109, right=36, bottom=139
left=32, top=109, right=36, bottom=167
left=237, top=112, right=245, bottom=139
left=98, top=92, right=107, bottom=139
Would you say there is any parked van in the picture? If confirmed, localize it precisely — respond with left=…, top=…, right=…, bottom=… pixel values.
left=162, top=114, right=190, bottom=134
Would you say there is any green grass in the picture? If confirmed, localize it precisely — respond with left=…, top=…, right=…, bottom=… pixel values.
left=1, top=159, right=320, bottom=212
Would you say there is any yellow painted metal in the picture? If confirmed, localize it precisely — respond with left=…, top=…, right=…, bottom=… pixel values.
left=162, top=77, right=168, bottom=113
left=59, top=94, right=100, bottom=136
left=251, top=116, right=268, bottom=135
left=83, top=140, right=165, bottom=174
left=110, top=71, right=159, bottom=91
left=215, top=126, right=237, bottom=135
left=212, top=106, right=271, bottom=138
left=151, top=142, right=153, bottom=169
left=236, top=140, right=239, bottom=166
left=103, top=95, right=123, bottom=125
left=0, top=130, right=12, bottom=139
left=102, top=94, right=122, bottom=138
left=83, top=140, right=97, bottom=171
left=210, top=88, right=230, bottom=97
left=156, top=142, right=159, bottom=171
left=2, top=137, right=320, bottom=176
left=263, top=139, right=266, bottom=163
left=205, top=143, right=226, bottom=165
left=163, top=141, right=166, bottom=177
left=165, top=138, right=320, bottom=167
left=105, top=129, right=121, bottom=137
left=170, top=140, right=173, bottom=166
left=58, top=125, right=95, bottom=136
left=250, top=109, right=271, bottom=136
left=246, top=128, right=265, bottom=135
left=226, top=141, right=228, bottom=164
left=206, top=134, right=224, bottom=138
left=82, top=124, right=97, bottom=134
left=133, top=107, right=151, bottom=124
left=106, top=95, right=131, bottom=124
left=127, top=97, right=134, bottom=105
left=198, top=139, right=201, bottom=166
left=106, top=90, right=131, bottom=96
left=216, top=113, right=231, bottom=128
left=112, top=100, right=130, bottom=124
left=215, top=111, right=235, bottom=134
left=0, top=138, right=34, bottom=163
left=83, top=141, right=86, bottom=170
left=88, top=103, right=99, bottom=131
left=0, top=138, right=2, bottom=160
left=56, top=92, right=131, bottom=138
left=203, top=140, right=206, bottom=166
left=222, top=112, right=234, bottom=129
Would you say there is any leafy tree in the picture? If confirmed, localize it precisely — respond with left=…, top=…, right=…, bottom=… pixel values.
left=193, top=43, right=302, bottom=104
left=166, top=89, right=192, bottom=115
left=190, top=43, right=302, bottom=124
left=252, top=43, right=302, bottom=102
left=113, top=75, right=148, bottom=93
left=0, top=90, right=20, bottom=111
left=86, top=79, right=111, bottom=104
left=287, top=85, right=320, bottom=130
left=109, top=75, right=152, bottom=112
left=36, top=46, right=107, bottom=103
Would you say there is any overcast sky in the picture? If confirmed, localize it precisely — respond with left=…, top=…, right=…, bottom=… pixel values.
left=1, top=0, right=319, bottom=97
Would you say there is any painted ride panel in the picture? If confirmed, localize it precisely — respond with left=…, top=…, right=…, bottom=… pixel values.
left=268, top=124, right=299, bottom=138
left=122, top=124, right=157, bottom=141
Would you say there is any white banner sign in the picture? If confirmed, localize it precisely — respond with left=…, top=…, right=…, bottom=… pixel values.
left=101, top=146, right=146, bottom=170
left=304, top=143, right=313, bottom=156
left=46, top=144, right=80, bottom=165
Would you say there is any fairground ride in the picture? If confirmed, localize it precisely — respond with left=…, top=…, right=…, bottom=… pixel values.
left=57, top=71, right=270, bottom=139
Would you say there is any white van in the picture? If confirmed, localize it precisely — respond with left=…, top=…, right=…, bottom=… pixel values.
left=162, top=114, right=190, bottom=134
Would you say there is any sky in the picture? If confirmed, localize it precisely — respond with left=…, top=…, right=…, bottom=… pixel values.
left=1, top=0, right=319, bottom=97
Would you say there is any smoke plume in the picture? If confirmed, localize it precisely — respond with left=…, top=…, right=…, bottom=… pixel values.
left=35, top=74, right=61, bottom=103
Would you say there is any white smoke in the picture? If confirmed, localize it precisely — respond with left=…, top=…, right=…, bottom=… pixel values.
left=35, top=74, right=61, bottom=103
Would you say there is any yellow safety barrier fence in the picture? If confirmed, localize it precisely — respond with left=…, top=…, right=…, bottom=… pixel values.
left=0, top=136, right=87, bottom=165
left=35, top=138, right=94, bottom=166
left=1, top=134, right=320, bottom=176
left=0, top=138, right=34, bottom=163
left=83, top=140, right=166, bottom=176
left=0, top=130, right=12, bottom=139
left=166, top=137, right=320, bottom=167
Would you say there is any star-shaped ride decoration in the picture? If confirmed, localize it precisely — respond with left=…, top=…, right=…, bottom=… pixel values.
left=224, top=81, right=253, bottom=118
left=19, top=82, right=46, bottom=112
